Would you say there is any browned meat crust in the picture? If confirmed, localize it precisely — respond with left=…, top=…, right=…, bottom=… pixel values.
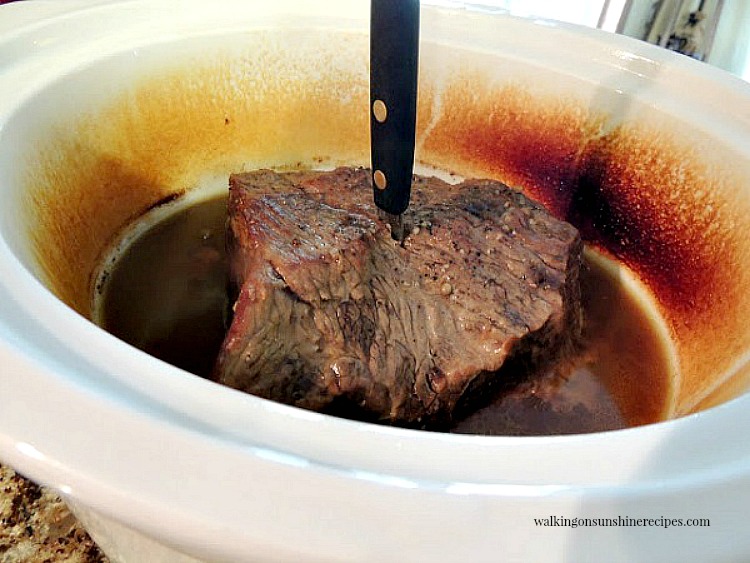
left=213, top=168, right=582, bottom=427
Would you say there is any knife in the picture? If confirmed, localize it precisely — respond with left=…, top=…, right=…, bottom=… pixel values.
left=370, top=0, right=420, bottom=242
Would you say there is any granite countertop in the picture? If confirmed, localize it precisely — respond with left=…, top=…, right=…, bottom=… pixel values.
left=1, top=464, right=107, bottom=562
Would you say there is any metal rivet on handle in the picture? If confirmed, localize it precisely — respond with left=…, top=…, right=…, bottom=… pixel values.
left=373, top=170, right=387, bottom=190
left=373, top=99, right=388, bottom=123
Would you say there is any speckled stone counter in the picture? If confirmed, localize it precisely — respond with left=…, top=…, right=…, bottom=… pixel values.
left=0, top=464, right=107, bottom=562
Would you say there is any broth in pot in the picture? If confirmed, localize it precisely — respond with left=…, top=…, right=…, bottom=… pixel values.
left=98, top=192, right=672, bottom=435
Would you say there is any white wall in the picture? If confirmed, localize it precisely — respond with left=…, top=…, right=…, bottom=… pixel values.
left=708, top=1, right=750, bottom=81
left=465, top=0, right=607, bottom=27
left=469, top=0, right=749, bottom=81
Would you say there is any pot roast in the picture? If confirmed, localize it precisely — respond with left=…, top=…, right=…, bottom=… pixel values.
left=212, top=167, right=583, bottom=427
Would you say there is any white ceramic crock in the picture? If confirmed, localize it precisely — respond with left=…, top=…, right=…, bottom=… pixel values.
left=1, top=1, right=750, bottom=562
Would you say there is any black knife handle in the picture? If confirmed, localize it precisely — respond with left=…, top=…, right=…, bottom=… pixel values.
left=370, top=0, right=420, bottom=216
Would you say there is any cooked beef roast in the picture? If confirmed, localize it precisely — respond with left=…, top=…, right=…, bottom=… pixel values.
left=212, top=167, right=583, bottom=426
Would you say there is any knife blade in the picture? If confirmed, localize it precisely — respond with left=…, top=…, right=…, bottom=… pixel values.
left=370, top=0, right=420, bottom=242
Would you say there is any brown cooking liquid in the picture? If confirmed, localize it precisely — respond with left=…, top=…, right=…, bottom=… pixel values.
left=101, top=195, right=671, bottom=435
